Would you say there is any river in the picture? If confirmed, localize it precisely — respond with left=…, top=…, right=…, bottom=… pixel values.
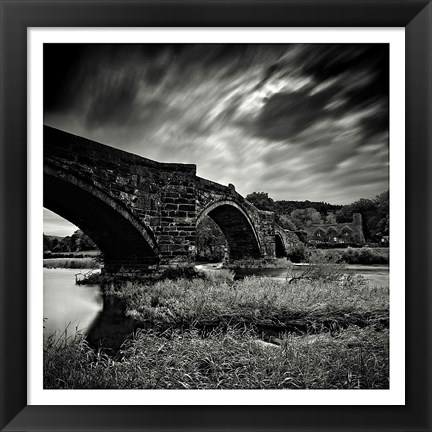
left=43, top=268, right=103, bottom=340
left=196, top=262, right=389, bottom=288
left=43, top=263, right=389, bottom=341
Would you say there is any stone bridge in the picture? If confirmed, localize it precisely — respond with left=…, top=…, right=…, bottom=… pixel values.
left=44, top=126, right=293, bottom=274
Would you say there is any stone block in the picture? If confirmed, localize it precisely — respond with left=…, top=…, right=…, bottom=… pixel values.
left=164, top=204, right=178, bottom=211
left=179, top=204, right=195, bottom=211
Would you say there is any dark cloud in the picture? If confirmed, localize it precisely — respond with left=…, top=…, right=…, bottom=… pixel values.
left=253, top=87, right=334, bottom=141
left=85, top=73, right=142, bottom=128
left=44, top=44, right=87, bottom=114
left=295, top=44, right=389, bottom=98
left=43, top=43, right=389, bottom=209
left=358, top=101, right=389, bottom=142
left=249, top=44, right=388, bottom=149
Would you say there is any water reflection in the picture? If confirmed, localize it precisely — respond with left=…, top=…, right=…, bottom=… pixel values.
left=44, top=263, right=389, bottom=351
left=43, top=268, right=103, bottom=339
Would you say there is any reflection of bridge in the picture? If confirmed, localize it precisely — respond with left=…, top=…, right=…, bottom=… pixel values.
left=44, top=126, right=295, bottom=274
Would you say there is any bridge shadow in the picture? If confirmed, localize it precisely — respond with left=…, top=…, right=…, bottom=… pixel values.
left=85, top=294, right=142, bottom=356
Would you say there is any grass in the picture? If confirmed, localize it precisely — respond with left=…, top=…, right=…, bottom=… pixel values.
left=44, top=264, right=389, bottom=389
left=43, top=257, right=101, bottom=269
left=109, top=273, right=388, bottom=333
left=44, top=325, right=388, bottom=389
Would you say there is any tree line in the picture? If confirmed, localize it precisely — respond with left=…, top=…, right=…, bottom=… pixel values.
left=43, top=230, right=97, bottom=253
left=246, top=190, right=389, bottom=242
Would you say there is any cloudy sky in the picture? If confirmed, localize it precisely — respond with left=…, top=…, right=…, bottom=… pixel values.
left=44, top=43, right=389, bottom=237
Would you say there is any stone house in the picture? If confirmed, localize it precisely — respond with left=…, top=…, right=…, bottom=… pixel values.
left=304, top=213, right=365, bottom=244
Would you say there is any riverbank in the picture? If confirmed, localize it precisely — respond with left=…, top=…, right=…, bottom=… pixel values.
left=44, top=269, right=389, bottom=389
left=43, top=257, right=101, bottom=269
left=317, top=247, right=389, bottom=265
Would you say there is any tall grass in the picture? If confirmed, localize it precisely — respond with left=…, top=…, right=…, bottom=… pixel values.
left=105, top=273, right=388, bottom=332
left=44, top=325, right=388, bottom=389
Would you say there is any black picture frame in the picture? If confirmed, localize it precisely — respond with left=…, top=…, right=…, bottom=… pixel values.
left=1, top=1, right=431, bottom=431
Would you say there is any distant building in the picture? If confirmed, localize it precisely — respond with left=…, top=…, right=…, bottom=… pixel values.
left=304, top=213, right=365, bottom=244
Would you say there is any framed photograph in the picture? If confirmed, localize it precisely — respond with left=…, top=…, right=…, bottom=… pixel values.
left=1, top=1, right=431, bottom=431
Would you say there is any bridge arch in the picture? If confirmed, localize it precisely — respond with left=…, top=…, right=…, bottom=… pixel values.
left=197, top=200, right=261, bottom=260
left=274, top=225, right=289, bottom=257
left=44, top=164, right=159, bottom=272
left=274, top=232, right=286, bottom=257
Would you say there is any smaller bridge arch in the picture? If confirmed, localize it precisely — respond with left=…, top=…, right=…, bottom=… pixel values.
left=197, top=200, right=261, bottom=260
left=274, top=232, right=286, bottom=257
left=274, top=225, right=290, bottom=257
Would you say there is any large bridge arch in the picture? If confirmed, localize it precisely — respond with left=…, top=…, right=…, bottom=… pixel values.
left=197, top=200, right=261, bottom=260
left=44, top=164, right=159, bottom=273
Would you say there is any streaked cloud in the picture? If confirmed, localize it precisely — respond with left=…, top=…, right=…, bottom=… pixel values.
left=44, top=43, right=389, bottom=222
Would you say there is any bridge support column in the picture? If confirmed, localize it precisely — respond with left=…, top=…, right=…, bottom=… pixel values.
left=156, top=167, right=197, bottom=267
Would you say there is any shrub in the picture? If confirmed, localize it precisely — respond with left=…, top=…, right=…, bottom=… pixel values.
left=286, top=243, right=307, bottom=263
left=287, top=252, right=346, bottom=284
left=341, top=247, right=389, bottom=265
left=159, top=265, right=202, bottom=280
left=202, top=268, right=235, bottom=283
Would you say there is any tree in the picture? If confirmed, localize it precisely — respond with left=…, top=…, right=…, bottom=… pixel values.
left=246, top=192, right=275, bottom=212
left=290, top=208, right=322, bottom=229
left=43, top=234, right=53, bottom=252
left=277, top=214, right=297, bottom=231
left=70, top=230, right=97, bottom=251
left=325, top=212, right=337, bottom=224
left=374, top=190, right=389, bottom=237
left=335, top=192, right=389, bottom=241
left=196, top=217, right=227, bottom=262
